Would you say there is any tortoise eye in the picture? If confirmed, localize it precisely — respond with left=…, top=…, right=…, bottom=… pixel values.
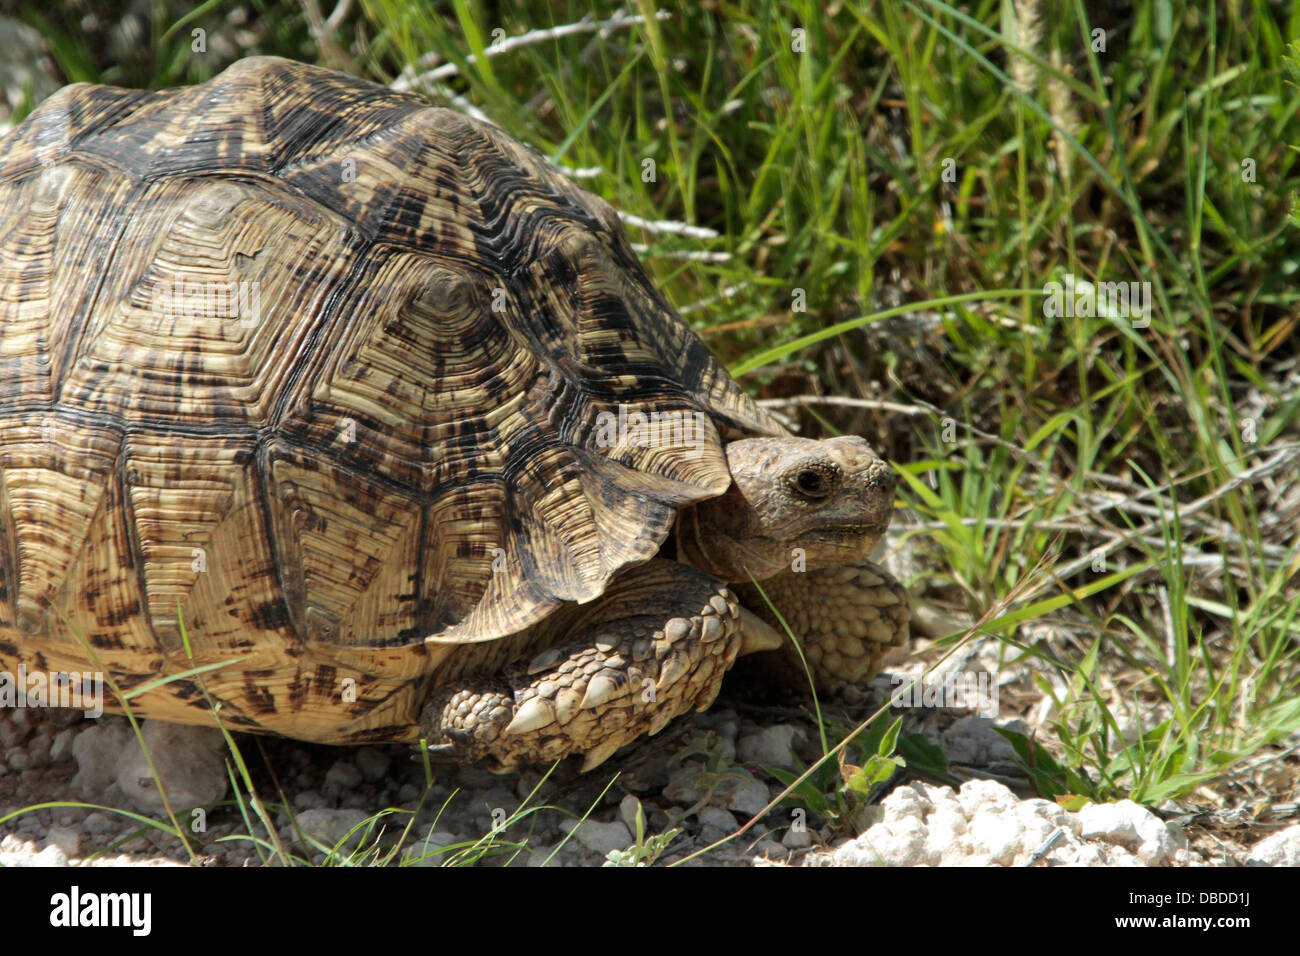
left=792, top=467, right=833, bottom=499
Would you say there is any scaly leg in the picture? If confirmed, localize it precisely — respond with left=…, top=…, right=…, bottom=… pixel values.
left=421, top=560, right=742, bottom=773
left=733, top=560, right=910, bottom=691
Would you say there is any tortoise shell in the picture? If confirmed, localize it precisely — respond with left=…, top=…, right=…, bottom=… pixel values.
left=0, top=57, right=780, bottom=742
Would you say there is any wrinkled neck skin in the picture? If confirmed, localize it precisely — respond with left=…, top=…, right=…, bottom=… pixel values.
left=674, top=498, right=795, bottom=583
left=674, top=435, right=896, bottom=585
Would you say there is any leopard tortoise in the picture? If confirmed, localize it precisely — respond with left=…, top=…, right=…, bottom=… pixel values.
left=0, top=57, right=909, bottom=772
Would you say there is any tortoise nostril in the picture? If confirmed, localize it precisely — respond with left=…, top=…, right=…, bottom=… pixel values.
left=869, top=467, right=896, bottom=495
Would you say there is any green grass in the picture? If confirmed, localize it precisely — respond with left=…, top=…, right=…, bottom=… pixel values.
left=4, top=0, right=1299, bottom=863
left=351, top=0, right=1300, bottom=821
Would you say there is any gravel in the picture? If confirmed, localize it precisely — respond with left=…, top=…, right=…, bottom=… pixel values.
left=0, top=695, right=1292, bottom=868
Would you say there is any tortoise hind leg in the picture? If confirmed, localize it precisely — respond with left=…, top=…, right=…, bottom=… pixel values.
left=420, top=559, right=743, bottom=773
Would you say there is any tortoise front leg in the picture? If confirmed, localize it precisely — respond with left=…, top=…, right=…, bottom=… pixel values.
left=733, top=560, right=911, bottom=691
left=420, top=560, right=743, bottom=773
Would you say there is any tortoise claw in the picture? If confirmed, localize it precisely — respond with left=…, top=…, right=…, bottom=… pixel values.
left=425, top=727, right=472, bottom=761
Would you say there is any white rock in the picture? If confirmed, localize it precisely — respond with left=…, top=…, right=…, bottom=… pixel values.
left=28, top=844, right=68, bottom=867
left=809, top=779, right=1196, bottom=868
left=967, top=811, right=1022, bottom=866
left=524, top=843, right=563, bottom=867
left=782, top=826, right=812, bottom=849
left=0, top=836, right=39, bottom=867
left=618, top=794, right=645, bottom=835
left=1134, top=816, right=1184, bottom=866
left=324, top=758, right=363, bottom=790
left=663, top=763, right=704, bottom=805
left=888, top=781, right=941, bottom=818
left=0, top=834, right=28, bottom=853
left=293, top=808, right=371, bottom=853
left=925, top=805, right=970, bottom=863
left=1077, top=800, right=1188, bottom=865
left=1070, top=843, right=1105, bottom=866
left=560, top=817, right=632, bottom=857
left=49, top=726, right=79, bottom=763
left=43, top=827, right=80, bottom=859
left=955, top=778, right=1019, bottom=815
left=114, top=720, right=228, bottom=813
left=82, top=812, right=115, bottom=835
left=71, top=718, right=135, bottom=799
left=941, top=716, right=1021, bottom=766
left=737, top=725, right=802, bottom=771
left=698, top=807, right=739, bottom=833
left=1246, top=825, right=1300, bottom=866
left=409, top=828, right=459, bottom=866
left=1017, top=797, right=1079, bottom=835
left=866, top=814, right=929, bottom=866
left=724, top=777, right=772, bottom=817
left=1077, top=800, right=1143, bottom=844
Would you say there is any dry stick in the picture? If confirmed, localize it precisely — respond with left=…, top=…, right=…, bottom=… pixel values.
left=766, top=393, right=1292, bottom=517
left=904, top=518, right=1245, bottom=569
left=1230, top=742, right=1300, bottom=779
left=299, top=0, right=356, bottom=72
left=1022, top=826, right=1068, bottom=867
left=391, top=11, right=671, bottom=91
left=629, top=244, right=732, bottom=262
left=390, top=11, right=719, bottom=240
left=758, top=395, right=930, bottom=418
left=761, top=394, right=1294, bottom=619
left=323, top=0, right=351, bottom=31
left=551, top=162, right=603, bottom=180
left=758, top=394, right=1296, bottom=562
left=763, top=393, right=1140, bottom=491
left=617, top=213, right=720, bottom=239
left=525, top=7, right=624, bottom=120
left=679, top=282, right=752, bottom=315
left=1159, top=585, right=1176, bottom=671
left=1026, top=445, right=1299, bottom=600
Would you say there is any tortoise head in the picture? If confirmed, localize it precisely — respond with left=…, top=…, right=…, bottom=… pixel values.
left=675, top=435, right=896, bottom=583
